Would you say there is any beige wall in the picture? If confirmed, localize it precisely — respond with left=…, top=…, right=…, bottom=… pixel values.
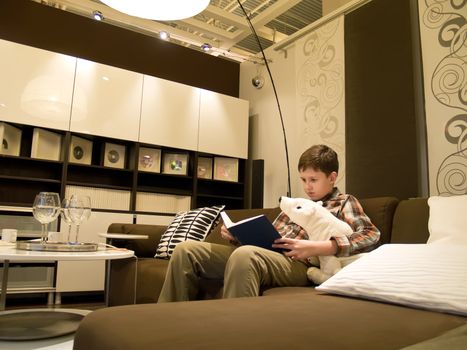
left=322, top=0, right=354, bottom=15
left=418, top=1, right=466, bottom=196
left=241, top=47, right=298, bottom=206
left=240, top=16, right=346, bottom=207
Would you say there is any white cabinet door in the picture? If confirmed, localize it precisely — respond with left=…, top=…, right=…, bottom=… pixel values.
left=0, top=39, right=75, bottom=131
left=56, top=211, right=133, bottom=292
left=140, top=75, right=200, bottom=150
left=70, top=59, right=143, bottom=141
left=198, top=90, right=249, bottom=159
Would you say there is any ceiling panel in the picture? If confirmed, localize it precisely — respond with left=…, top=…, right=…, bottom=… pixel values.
left=32, top=0, right=323, bottom=62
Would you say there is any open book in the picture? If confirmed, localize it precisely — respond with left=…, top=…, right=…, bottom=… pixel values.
left=220, top=211, right=284, bottom=253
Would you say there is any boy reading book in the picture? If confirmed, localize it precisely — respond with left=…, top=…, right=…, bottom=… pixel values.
left=158, top=145, right=380, bottom=302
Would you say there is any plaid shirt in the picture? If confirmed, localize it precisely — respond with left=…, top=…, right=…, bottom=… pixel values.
left=272, top=188, right=380, bottom=257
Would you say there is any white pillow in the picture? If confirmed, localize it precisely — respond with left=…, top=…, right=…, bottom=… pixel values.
left=316, top=244, right=467, bottom=316
left=427, top=195, right=467, bottom=244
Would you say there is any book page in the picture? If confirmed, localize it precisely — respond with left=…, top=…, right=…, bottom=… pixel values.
left=220, top=212, right=264, bottom=229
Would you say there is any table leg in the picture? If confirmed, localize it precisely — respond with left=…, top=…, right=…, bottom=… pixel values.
left=0, top=260, right=9, bottom=311
left=104, top=255, right=138, bottom=306
left=105, top=259, right=111, bottom=306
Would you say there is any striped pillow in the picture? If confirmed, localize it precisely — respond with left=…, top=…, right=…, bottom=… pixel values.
left=155, top=205, right=225, bottom=259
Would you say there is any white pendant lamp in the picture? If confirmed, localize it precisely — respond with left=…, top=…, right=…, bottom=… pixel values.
left=99, top=0, right=210, bottom=21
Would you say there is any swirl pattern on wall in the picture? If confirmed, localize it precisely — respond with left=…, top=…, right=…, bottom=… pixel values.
left=298, top=19, right=343, bottom=140
left=423, top=0, right=467, bottom=195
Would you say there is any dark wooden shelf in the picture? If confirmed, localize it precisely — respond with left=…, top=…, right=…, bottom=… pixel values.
left=0, top=175, right=61, bottom=184
left=67, top=163, right=133, bottom=173
left=196, top=193, right=243, bottom=201
left=137, top=172, right=193, bottom=180
left=136, top=186, right=192, bottom=196
left=66, top=181, right=132, bottom=191
left=0, top=124, right=248, bottom=213
left=0, top=154, right=63, bottom=165
left=91, top=208, right=134, bottom=214
left=198, top=178, right=244, bottom=186
left=133, top=210, right=177, bottom=217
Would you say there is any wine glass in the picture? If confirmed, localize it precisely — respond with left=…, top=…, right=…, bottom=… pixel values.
left=68, top=195, right=92, bottom=243
left=32, top=192, right=61, bottom=244
left=61, top=198, right=73, bottom=242
left=81, top=195, right=92, bottom=223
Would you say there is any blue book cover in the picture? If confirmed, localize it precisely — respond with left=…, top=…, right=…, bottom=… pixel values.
left=220, top=212, right=284, bottom=253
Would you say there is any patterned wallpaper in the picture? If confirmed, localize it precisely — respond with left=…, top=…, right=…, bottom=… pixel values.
left=419, top=0, right=466, bottom=195
left=294, top=16, right=346, bottom=192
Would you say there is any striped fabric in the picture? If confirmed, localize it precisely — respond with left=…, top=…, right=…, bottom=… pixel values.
left=155, top=205, right=225, bottom=259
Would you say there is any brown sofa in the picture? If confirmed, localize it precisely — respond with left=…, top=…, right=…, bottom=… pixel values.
left=106, top=197, right=398, bottom=305
left=73, top=197, right=467, bottom=350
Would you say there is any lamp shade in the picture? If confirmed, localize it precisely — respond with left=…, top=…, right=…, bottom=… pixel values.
left=99, top=0, right=210, bottom=21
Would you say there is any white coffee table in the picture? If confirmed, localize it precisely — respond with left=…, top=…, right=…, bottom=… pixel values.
left=0, top=244, right=134, bottom=341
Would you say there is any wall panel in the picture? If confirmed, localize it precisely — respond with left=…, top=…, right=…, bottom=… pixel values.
left=345, top=0, right=422, bottom=199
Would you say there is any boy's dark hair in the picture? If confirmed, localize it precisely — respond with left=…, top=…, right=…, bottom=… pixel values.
left=298, top=144, right=339, bottom=175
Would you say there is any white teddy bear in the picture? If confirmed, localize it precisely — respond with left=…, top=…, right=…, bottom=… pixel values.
left=279, top=196, right=362, bottom=284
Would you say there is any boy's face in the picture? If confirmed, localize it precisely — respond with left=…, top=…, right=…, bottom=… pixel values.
left=299, top=167, right=337, bottom=201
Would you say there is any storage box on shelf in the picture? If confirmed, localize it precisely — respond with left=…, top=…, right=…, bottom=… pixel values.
left=194, top=154, right=246, bottom=210
left=0, top=122, right=22, bottom=156
left=0, top=121, right=248, bottom=215
left=0, top=123, right=64, bottom=207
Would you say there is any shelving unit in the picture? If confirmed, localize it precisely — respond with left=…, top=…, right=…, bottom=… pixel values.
left=0, top=122, right=247, bottom=216
left=0, top=38, right=251, bottom=298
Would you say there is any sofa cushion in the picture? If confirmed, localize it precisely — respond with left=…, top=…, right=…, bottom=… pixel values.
left=74, top=292, right=467, bottom=350
left=108, top=223, right=167, bottom=258
left=358, top=197, right=399, bottom=244
left=155, top=205, right=224, bottom=259
left=391, top=198, right=429, bottom=243
left=109, top=257, right=170, bottom=306
left=427, top=195, right=467, bottom=244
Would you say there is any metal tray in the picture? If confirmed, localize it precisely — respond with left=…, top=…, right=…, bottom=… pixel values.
left=16, top=241, right=98, bottom=252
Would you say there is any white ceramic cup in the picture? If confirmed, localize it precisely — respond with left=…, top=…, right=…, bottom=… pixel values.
left=1, top=229, right=18, bottom=243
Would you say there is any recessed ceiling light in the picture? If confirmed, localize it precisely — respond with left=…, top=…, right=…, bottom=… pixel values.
left=93, top=10, right=104, bottom=21
left=201, top=43, right=211, bottom=52
left=159, top=31, right=170, bottom=41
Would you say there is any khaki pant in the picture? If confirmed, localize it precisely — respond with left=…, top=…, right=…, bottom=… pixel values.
left=157, top=240, right=310, bottom=302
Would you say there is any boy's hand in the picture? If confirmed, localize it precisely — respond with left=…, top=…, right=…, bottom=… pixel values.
left=220, top=224, right=235, bottom=241
left=272, top=237, right=338, bottom=260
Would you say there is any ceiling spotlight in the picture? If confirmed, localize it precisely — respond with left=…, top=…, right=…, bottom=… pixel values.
left=92, top=10, right=104, bottom=21
left=251, top=75, right=265, bottom=89
left=159, top=31, right=170, bottom=41
left=201, top=43, right=212, bottom=52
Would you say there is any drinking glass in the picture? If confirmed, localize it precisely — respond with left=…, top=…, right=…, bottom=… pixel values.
left=32, top=192, right=61, bottom=244
left=68, top=195, right=92, bottom=243
left=81, top=195, right=92, bottom=222
left=61, top=198, right=73, bottom=242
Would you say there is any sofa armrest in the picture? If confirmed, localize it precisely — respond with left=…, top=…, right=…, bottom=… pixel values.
left=107, top=223, right=166, bottom=258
